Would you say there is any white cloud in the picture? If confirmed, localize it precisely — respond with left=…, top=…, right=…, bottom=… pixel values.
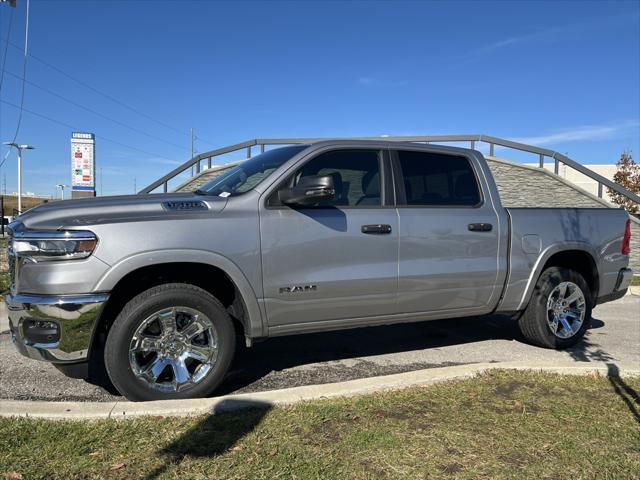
left=98, top=166, right=129, bottom=176
left=474, top=31, right=550, bottom=56
left=510, top=120, right=640, bottom=146
left=144, top=158, right=184, bottom=166
left=468, top=12, right=640, bottom=61
left=358, top=77, right=408, bottom=88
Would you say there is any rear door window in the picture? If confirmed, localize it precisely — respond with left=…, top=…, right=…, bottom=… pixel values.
left=396, top=150, right=481, bottom=206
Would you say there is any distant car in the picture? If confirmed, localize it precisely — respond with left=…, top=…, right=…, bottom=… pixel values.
left=6, top=140, right=633, bottom=401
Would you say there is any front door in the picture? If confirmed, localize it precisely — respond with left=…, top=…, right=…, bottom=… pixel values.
left=260, top=148, right=398, bottom=328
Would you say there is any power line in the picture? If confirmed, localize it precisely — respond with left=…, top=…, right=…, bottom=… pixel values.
left=7, top=0, right=28, bottom=146
left=0, top=98, right=178, bottom=163
left=3, top=69, right=187, bottom=151
left=0, top=37, right=217, bottom=147
left=0, top=4, right=14, bottom=93
left=0, top=5, right=14, bottom=172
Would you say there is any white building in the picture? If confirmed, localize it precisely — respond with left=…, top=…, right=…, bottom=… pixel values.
left=525, top=163, right=617, bottom=204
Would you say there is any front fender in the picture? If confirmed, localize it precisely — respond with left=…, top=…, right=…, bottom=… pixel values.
left=92, top=249, right=265, bottom=338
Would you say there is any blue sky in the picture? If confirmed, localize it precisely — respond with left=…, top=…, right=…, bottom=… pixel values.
left=0, top=0, right=639, bottom=197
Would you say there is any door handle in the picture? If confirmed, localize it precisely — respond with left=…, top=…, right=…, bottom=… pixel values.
left=361, top=224, right=392, bottom=234
left=468, top=223, right=493, bottom=232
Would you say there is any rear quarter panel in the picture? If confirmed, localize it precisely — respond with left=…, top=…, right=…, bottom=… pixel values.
left=499, top=207, right=630, bottom=311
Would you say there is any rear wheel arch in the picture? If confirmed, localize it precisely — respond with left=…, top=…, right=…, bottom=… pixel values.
left=518, top=266, right=593, bottom=349
left=520, top=245, right=600, bottom=310
left=539, top=249, right=599, bottom=301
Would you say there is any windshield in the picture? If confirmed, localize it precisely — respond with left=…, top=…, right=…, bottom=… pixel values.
left=196, top=145, right=308, bottom=197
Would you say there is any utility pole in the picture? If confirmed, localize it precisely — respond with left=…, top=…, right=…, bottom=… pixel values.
left=190, top=128, right=195, bottom=176
left=191, top=128, right=195, bottom=159
left=133, top=177, right=137, bottom=194
left=3, top=141, right=34, bottom=215
left=100, top=167, right=103, bottom=196
left=4, top=174, right=7, bottom=194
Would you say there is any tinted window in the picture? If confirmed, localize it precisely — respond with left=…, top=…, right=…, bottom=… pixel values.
left=397, top=150, right=480, bottom=206
left=197, top=145, right=308, bottom=197
left=291, top=149, right=382, bottom=207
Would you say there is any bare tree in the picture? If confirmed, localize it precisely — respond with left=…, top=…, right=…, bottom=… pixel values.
left=608, top=151, right=640, bottom=214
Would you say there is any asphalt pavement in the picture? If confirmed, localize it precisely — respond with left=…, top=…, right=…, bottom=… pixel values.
left=1, top=295, right=638, bottom=402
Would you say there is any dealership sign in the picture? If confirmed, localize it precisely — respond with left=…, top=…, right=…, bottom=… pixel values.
left=71, top=132, right=95, bottom=192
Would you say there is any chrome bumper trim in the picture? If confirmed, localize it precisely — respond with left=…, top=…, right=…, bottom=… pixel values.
left=7, top=293, right=109, bottom=363
left=614, top=268, right=633, bottom=292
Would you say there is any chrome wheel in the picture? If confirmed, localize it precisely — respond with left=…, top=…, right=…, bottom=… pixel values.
left=546, top=281, right=586, bottom=339
left=128, top=306, right=218, bottom=393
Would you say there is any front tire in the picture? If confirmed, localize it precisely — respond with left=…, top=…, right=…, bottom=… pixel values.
left=518, top=267, right=592, bottom=349
left=104, top=283, right=235, bottom=401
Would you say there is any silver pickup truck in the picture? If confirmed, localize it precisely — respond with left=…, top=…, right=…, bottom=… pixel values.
left=6, top=140, right=633, bottom=401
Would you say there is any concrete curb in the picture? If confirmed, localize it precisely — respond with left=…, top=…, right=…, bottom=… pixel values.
left=1, top=361, right=638, bottom=421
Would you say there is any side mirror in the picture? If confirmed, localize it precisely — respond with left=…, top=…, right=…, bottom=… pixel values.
left=278, top=175, right=336, bottom=206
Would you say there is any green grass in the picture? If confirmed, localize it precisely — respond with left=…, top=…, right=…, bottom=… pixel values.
left=631, top=275, right=640, bottom=287
left=1, top=370, right=639, bottom=479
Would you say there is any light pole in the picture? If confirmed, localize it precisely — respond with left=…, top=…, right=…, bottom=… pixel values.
left=3, top=142, right=35, bottom=215
left=56, top=184, right=70, bottom=200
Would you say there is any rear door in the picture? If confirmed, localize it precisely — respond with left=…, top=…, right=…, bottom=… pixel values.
left=260, top=147, right=399, bottom=329
left=393, top=148, right=501, bottom=315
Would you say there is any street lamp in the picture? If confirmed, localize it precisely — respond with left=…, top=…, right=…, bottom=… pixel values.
left=56, top=184, right=70, bottom=200
left=3, top=141, right=35, bottom=215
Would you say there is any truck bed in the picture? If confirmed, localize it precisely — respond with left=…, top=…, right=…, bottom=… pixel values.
left=498, top=207, right=631, bottom=312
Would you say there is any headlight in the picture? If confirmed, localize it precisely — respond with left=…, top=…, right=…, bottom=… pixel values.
left=11, top=230, right=98, bottom=262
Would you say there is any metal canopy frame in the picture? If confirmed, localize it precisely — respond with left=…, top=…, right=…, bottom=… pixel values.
left=139, top=134, right=640, bottom=206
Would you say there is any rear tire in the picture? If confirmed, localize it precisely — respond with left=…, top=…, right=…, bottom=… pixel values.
left=518, top=267, right=592, bottom=349
left=104, top=283, right=235, bottom=401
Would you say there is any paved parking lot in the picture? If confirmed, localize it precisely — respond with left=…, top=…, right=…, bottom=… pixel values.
left=0, top=295, right=638, bottom=402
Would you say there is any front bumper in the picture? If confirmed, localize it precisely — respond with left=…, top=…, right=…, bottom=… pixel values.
left=7, top=293, right=109, bottom=364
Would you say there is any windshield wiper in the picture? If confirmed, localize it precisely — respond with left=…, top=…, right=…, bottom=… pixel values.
left=194, top=189, right=208, bottom=195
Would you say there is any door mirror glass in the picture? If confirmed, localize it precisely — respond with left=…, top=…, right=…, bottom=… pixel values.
left=278, top=175, right=336, bottom=206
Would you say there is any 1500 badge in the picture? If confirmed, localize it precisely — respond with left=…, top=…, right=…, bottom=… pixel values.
left=279, top=285, right=318, bottom=294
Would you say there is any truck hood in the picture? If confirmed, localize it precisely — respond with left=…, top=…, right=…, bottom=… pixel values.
left=16, top=193, right=228, bottom=231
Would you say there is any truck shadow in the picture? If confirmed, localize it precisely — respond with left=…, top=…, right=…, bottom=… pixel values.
left=606, top=363, right=640, bottom=424
left=85, top=314, right=619, bottom=405
left=216, top=315, right=608, bottom=396
left=216, top=314, right=525, bottom=395
left=85, top=314, right=524, bottom=395
left=143, top=399, right=271, bottom=480
left=566, top=336, right=640, bottom=424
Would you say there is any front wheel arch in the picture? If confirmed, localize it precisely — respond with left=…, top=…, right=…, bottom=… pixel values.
left=92, top=250, right=266, bottom=337
left=85, top=256, right=263, bottom=386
